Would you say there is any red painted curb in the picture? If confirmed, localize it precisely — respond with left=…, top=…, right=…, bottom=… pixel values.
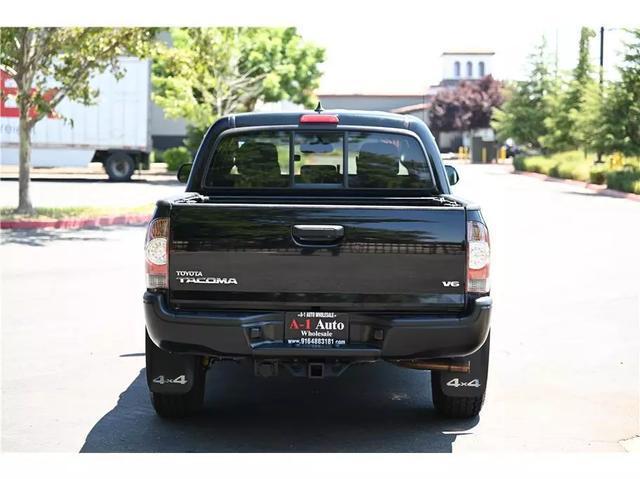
left=513, top=170, right=640, bottom=202
left=1, top=213, right=152, bottom=230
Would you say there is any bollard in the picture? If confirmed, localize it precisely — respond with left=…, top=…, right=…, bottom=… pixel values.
left=482, top=147, right=487, bottom=163
left=499, top=146, right=507, bottom=162
left=612, top=152, right=623, bottom=169
left=458, top=146, right=464, bottom=160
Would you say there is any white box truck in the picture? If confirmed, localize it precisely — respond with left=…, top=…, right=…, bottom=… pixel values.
left=0, top=57, right=151, bottom=181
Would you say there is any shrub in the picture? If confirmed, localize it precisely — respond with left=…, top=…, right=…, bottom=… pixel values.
left=512, top=155, right=526, bottom=171
left=514, top=150, right=640, bottom=194
left=605, top=170, right=640, bottom=194
left=549, top=161, right=590, bottom=182
left=163, top=147, right=191, bottom=172
left=530, top=159, right=555, bottom=175
left=151, top=149, right=164, bottom=163
left=589, top=165, right=608, bottom=184
left=550, top=150, right=595, bottom=164
left=516, top=150, right=593, bottom=182
left=517, top=155, right=556, bottom=175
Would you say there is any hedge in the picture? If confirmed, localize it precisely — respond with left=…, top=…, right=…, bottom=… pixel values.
left=162, top=147, right=192, bottom=172
left=605, top=170, right=640, bottom=194
left=514, top=151, right=640, bottom=194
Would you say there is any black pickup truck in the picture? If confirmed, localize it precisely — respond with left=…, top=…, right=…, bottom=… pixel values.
left=143, top=109, right=491, bottom=419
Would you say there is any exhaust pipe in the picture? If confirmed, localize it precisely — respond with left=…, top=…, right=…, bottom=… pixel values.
left=394, top=360, right=471, bottom=373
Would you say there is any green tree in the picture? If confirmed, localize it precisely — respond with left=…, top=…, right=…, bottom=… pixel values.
left=541, top=27, right=597, bottom=152
left=238, top=28, right=326, bottom=111
left=152, top=27, right=325, bottom=152
left=492, top=37, right=554, bottom=148
left=572, top=78, right=603, bottom=155
left=0, top=27, right=156, bottom=214
left=598, top=28, right=640, bottom=156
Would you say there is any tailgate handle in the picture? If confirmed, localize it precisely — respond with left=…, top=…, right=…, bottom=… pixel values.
left=292, top=225, right=344, bottom=244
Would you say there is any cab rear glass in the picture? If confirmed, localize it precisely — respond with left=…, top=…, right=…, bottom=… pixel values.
left=203, top=130, right=435, bottom=191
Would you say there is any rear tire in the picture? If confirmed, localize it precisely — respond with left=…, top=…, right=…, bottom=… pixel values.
left=150, top=368, right=205, bottom=419
left=104, top=152, right=135, bottom=181
left=430, top=333, right=490, bottom=419
left=431, top=384, right=485, bottom=419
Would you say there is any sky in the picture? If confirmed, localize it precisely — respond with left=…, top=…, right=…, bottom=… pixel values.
left=296, top=2, right=635, bottom=94
left=6, top=0, right=639, bottom=96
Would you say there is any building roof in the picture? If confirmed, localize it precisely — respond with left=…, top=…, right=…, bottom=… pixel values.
left=391, top=102, right=431, bottom=114
left=317, top=92, right=427, bottom=98
left=441, top=50, right=495, bottom=56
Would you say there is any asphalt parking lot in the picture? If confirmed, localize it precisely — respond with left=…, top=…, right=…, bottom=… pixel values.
left=1, top=163, right=638, bottom=452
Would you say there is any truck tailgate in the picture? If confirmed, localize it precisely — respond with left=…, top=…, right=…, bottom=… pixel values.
left=168, top=203, right=466, bottom=312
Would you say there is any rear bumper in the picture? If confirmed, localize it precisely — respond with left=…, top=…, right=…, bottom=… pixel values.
left=144, top=292, right=491, bottom=360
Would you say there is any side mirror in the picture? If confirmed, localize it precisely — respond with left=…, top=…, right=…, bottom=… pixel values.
left=177, top=163, right=192, bottom=184
left=445, top=164, right=459, bottom=186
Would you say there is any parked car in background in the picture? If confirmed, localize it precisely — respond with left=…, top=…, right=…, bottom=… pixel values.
left=0, top=57, right=150, bottom=181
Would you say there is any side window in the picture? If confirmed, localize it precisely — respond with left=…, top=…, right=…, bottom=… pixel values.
left=347, top=132, right=433, bottom=189
left=205, top=131, right=290, bottom=187
left=293, top=132, right=343, bottom=186
left=454, top=61, right=461, bottom=78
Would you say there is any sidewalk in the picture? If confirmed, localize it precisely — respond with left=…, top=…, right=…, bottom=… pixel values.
left=0, top=162, right=174, bottom=181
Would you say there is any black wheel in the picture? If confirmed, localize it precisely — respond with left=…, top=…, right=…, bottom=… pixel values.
left=150, top=367, right=205, bottom=419
left=431, top=381, right=485, bottom=419
left=104, top=152, right=135, bottom=181
left=430, top=333, right=490, bottom=419
left=145, top=331, right=206, bottom=419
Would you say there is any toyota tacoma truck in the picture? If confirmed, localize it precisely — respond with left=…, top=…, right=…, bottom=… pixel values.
left=143, top=108, right=491, bottom=419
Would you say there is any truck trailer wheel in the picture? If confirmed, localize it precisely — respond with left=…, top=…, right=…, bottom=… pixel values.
left=145, top=330, right=206, bottom=418
left=104, top=152, right=135, bottom=181
left=430, top=333, right=490, bottom=419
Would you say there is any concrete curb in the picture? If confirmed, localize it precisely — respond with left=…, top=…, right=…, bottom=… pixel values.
left=1, top=213, right=152, bottom=230
left=620, top=436, right=640, bottom=453
left=513, top=170, right=640, bottom=202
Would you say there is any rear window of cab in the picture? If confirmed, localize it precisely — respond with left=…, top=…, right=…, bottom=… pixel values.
left=204, top=130, right=435, bottom=190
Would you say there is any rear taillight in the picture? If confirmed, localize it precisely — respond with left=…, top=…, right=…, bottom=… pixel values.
left=467, top=221, right=490, bottom=293
left=145, top=218, right=169, bottom=289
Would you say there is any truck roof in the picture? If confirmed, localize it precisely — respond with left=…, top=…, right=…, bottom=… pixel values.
left=229, top=109, right=422, bottom=130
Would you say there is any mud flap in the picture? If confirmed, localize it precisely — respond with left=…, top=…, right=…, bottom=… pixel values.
left=435, top=333, right=490, bottom=398
left=145, top=330, right=199, bottom=394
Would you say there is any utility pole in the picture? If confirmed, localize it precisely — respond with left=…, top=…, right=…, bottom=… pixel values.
left=597, top=26, right=605, bottom=163
left=599, top=26, right=605, bottom=88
